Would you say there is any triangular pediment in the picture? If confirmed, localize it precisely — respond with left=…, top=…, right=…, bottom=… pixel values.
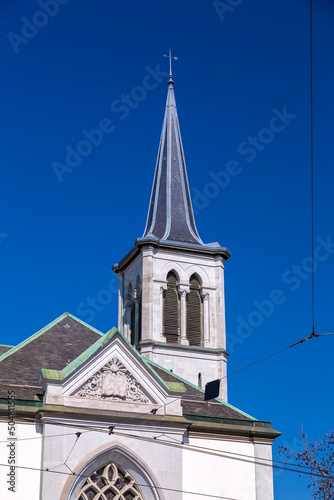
left=41, top=330, right=182, bottom=415
left=73, top=356, right=152, bottom=404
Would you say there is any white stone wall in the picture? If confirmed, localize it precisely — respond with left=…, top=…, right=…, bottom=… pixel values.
left=0, top=415, right=275, bottom=500
left=0, top=419, right=42, bottom=500
left=40, top=418, right=184, bottom=500
left=38, top=421, right=274, bottom=500
left=183, top=436, right=274, bottom=500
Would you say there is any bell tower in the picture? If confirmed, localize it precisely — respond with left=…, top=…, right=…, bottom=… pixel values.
left=113, top=62, right=231, bottom=400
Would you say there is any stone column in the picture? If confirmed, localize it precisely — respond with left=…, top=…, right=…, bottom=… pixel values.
left=118, top=273, right=123, bottom=333
left=159, top=285, right=167, bottom=341
left=179, top=286, right=189, bottom=346
left=132, top=289, right=141, bottom=349
left=201, top=292, right=210, bottom=347
left=141, top=246, right=154, bottom=341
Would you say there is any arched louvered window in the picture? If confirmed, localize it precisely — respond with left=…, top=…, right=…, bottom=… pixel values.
left=186, top=274, right=203, bottom=346
left=163, top=271, right=180, bottom=343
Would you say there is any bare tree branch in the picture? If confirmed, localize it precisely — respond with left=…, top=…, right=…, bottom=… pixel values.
left=279, top=429, right=334, bottom=499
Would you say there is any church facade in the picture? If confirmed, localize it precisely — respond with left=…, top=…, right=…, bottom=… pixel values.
left=0, top=69, right=280, bottom=499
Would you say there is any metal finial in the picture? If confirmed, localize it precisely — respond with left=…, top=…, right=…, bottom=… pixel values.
left=163, top=46, right=178, bottom=78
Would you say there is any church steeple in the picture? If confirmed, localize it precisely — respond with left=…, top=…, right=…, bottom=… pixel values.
left=142, top=66, right=203, bottom=245
left=113, top=60, right=230, bottom=400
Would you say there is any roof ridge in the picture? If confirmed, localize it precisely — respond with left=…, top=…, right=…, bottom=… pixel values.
left=65, top=312, right=105, bottom=337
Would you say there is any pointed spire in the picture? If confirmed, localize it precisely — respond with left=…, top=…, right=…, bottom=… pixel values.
left=143, top=61, right=203, bottom=246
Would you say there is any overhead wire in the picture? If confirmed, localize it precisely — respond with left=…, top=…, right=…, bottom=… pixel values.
left=0, top=415, right=328, bottom=477
left=1, top=431, right=333, bottom=484
left=0, top=2, right=331, bottom=497
left=0, top=461, right=236, bottom=500
left=310, top=0, right=315, bottom=334
left=221, top=331, right=333, bottom=381
left=1, top=332, right=333, bottom=446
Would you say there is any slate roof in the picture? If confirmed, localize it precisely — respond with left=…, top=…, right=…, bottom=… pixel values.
left=0, top=313, right=103, bottom=400
left=147, top=363, right=253, bottom=421
left=0, top=345, right=13, bottom=356
left=0, top=314, right=276, bottom=433
left=142, top=75, right=203, bottom=246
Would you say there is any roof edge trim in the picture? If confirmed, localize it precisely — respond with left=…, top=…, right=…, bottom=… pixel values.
left=41, top=327, right=119, bottom=381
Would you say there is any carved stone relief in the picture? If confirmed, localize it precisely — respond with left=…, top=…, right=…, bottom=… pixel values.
left=74, top=357, right=151, bottom=403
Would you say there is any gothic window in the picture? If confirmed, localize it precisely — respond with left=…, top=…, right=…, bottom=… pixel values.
left=163, top=271, right=180, bottom=343
left=75, top=462, right=144, bottom=500
left=186, top=274, right=202, bottom=346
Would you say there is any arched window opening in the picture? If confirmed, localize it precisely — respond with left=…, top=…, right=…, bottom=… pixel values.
left=163, top=271, right=180, bottom=343
left=186, top=274, right=202, bottom=346
left=75, top=462, right=144, bottom=500
left=122, top=283, right=133, bottom=344
left=198, top=372, right=202, bottom=388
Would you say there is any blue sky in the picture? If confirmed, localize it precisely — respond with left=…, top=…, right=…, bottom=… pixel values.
left=1, top=1, right=334, bottom=497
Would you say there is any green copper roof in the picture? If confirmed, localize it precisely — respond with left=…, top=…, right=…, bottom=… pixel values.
left=164, top=381, right=187, bottom=393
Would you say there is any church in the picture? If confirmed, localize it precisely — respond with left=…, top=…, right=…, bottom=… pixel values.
left=0, top=64, right=280, bottom=499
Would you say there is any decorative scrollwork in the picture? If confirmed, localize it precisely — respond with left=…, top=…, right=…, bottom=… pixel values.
left=74, top=357, right=150, bottom=403
left=75, top=462, right=144, bottom=500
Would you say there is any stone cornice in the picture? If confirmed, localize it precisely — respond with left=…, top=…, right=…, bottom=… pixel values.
left=6, top=404, right=279, bottom=440
left=139, top=339, right=228, bottom=356
left=113, top=237, right=231, bottom=274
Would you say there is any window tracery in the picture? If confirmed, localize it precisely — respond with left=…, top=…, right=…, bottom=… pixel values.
left=75, top=462, right=144, bottom=500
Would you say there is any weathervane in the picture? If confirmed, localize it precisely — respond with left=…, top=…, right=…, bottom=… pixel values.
left=163, top=47, right=178, bottom=77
